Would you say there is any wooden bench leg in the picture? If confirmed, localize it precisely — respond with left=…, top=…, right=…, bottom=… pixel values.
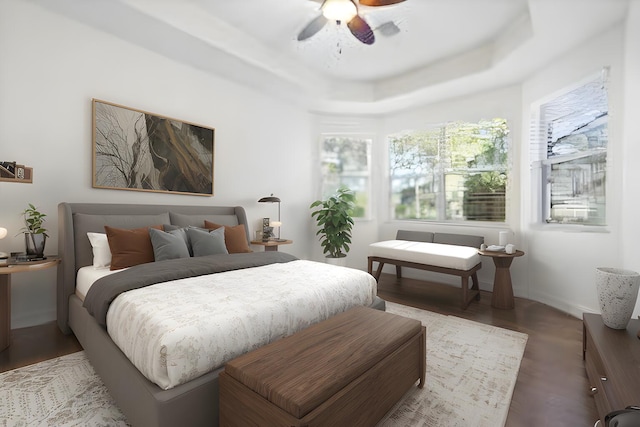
left=368, top=257, right=385, bottom=282
left=472, top=272, right=481, bottom=301
left=460, top=274, right=481, bottom=310
left=396, top=265, right=402, bottom=279
left=461, top=276, right=469, bottom=309
left=374, top=262, right=385, bottom=281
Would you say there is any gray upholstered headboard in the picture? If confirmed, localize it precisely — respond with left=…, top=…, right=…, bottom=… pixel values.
left=56, top=202, right=250, bottom=334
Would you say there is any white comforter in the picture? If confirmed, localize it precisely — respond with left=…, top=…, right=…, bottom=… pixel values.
left=106, top=260, right=377, bottom=390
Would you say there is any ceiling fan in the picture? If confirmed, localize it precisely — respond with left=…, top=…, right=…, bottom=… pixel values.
left=298, top=0, right=406, bottom=45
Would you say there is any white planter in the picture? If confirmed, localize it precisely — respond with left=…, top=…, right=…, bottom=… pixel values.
left=596, top=267, right=640, bottom=329
left=325, top=256, right=347, bottom=267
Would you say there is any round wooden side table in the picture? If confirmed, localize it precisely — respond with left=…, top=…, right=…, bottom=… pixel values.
left=0, top=256, right=60, bottom=352
left=478, top=250, right=524, bottom=310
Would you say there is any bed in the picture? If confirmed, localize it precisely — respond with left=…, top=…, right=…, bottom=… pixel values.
left=56, top=202, right=385, bottom=427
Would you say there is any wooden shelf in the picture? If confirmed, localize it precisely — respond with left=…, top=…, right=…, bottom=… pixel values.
left=0, top=166, right=32, bottom=183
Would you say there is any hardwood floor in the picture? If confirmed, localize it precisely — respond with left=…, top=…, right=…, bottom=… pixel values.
left=0, top=321, right=82, bottom=373
left=376, top=273, right=598, bottom=427
left=0, top=274, right=598, bottom=426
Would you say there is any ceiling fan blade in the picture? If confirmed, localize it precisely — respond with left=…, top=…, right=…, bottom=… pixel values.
left=298, top=13, right=328, bottom=41
left=359, top=0, right=406, bottom=6
left=347, top=14, right=375, bottom=44
left=376, top=21, right=400, bottom=37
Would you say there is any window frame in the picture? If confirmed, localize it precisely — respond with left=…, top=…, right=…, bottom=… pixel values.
left=387, top=119, right=511, bottom=225
left=530, top=70, right=609, bottom=227
left=318, top=133, right=373, bottom=221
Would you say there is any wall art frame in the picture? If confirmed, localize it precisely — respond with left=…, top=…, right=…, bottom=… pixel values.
left=92, top=99, right=215, bottom=196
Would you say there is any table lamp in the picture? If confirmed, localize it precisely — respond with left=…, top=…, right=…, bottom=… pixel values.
left=258, top=194, right=281, bottom=239
left=0, top=227, right=7, bottom=259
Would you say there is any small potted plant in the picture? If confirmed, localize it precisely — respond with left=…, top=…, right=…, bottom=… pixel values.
left=310, top=186, right=356, bottom=264
left=20, top=203, right=49, bottom=257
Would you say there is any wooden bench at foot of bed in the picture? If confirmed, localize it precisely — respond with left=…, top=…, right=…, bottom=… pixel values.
left=219, top=306, right=425, bottom=427
left=368, top=230, right=484, bottom=309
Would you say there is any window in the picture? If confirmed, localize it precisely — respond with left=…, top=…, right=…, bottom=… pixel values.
left=389, top=119, right=509, bottom=222
left=320, top=135, right=371, bottom=218
left=532, top=73, right=608, bottom=225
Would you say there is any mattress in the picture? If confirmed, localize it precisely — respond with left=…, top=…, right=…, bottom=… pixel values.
left=104, top=259, right=377, bottom=390
left=368, top=239, right=481, bottom=271
left=75, top=266, right=120, bottom=301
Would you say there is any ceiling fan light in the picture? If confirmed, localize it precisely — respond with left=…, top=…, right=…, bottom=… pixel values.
left=322, top=0, right=358, bottom=23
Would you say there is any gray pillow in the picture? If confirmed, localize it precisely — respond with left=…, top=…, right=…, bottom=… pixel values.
left=149, top=228, right=191, bottom=261
left=187, top=226, right=228, bottom=257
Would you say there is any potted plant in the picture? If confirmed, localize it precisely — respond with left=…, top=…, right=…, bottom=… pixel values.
left=310, top=186, right=356, bottom=263
left=20, top=203, right=49, bottom=257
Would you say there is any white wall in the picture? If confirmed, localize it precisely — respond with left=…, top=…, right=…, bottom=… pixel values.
left=621, top=0, right=640, bottom=317
left=0, top=1, right=314, bottom=328
left=521, top=25, right=626, bottom=318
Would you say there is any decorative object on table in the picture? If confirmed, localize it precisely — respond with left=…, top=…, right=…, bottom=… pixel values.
left=505, top=243, right=515, bottom=254
left=261, top=217, right=274, bottom=241
left=258, top=194, right=281, bottom=239
left=0, top=227, right=7, bottom=259
left=19, top=203, right=49, bottom=257
left=310, top=185, right=356, bottom=261
left=0, top=161, right=16, bottom=178
left=92, top=99, right=214, bottom=196
left=595, top=267, right=640, bottom=329
left=499, top=230, right=509, bottom=246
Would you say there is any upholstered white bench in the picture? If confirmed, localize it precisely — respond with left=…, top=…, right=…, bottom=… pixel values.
left=368, top=230, right=483, bottom=309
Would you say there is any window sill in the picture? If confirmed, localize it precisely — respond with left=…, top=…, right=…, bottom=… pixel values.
left=530, top=223, right=610, bottom=233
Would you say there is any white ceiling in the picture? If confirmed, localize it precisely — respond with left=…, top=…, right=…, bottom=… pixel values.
left=33, top=0, right=629, bottom=114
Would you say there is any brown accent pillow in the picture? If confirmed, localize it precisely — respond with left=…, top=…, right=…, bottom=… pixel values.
left=105, top=225, right=163, bottom=270
left=203, top=221, right=252, bottom=254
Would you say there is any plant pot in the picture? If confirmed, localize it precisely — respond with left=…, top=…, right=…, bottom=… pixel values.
left=325, top=256, right=347, bottom=267
left=596, top=267, right=640, bottom=329
left=25, top=233, right=46, bottom=257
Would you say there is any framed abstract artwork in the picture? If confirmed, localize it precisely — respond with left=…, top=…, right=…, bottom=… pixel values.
left=92, top=99, right=215, bottom=196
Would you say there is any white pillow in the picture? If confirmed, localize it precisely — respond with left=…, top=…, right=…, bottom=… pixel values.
left=87, top=232, right=112, bottom=267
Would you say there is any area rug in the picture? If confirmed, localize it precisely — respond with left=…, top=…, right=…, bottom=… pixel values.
left=0, top=303, right=527, bottom=427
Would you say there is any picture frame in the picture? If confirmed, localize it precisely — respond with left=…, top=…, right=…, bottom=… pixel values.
left=92, top=99, right=215, bottom=196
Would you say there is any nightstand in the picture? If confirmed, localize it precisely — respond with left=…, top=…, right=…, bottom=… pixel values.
left=250, top=239, right=293, bottom=252
left=0, top=256, right=60, bottom=352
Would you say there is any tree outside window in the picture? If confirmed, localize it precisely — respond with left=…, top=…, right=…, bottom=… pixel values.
left=389, top=119, right=509, bottom=222
left=320, top=136, right=371, bottom=218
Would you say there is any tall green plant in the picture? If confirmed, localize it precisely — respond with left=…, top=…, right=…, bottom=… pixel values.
left=310, top=186, right=356, bottom=258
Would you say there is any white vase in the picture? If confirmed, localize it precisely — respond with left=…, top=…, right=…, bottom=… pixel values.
left=596, top=267, right=640, bottom=329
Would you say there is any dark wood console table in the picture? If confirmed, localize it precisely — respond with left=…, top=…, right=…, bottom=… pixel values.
left=583, top=313, right=640, bottom=424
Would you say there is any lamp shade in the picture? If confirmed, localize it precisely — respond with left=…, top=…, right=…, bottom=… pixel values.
left=258, top=195, right=281, bottom=203
left=0, top=227, right=7, bottom=239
